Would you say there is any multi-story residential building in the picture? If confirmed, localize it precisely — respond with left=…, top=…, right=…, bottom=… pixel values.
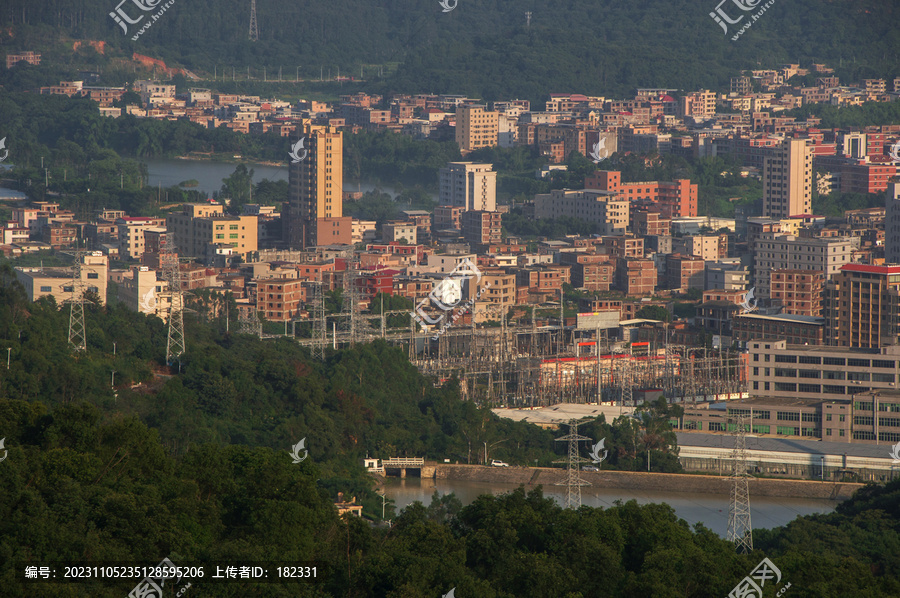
left=515, top=265, right=571, bottom=295
left=824, top=263, right=900, bottom=348
left=6, top=51, right=41, bottom=69
left=705, top=261, right=749, bottom=291
left=631, top=210, right=671, bottom=237
left=666, top=254, right=705, bottom=292
left=258, top=278, right=305, bottom=322
left=616, top=258, right=657, bottom=296
left=770, top=269, right=823, bottom=316
left=840, top=161, right=897, bottom=195
left=117, top=217, right=167, bottom=260
left=117, top=265, right=170, bottom=319
left=747, top=340, right=900, bottom=409
left=733, top=313, right=825, bottom=346
left=461, top=210, right=502, bottom=248
left=678, top=90, right=716, bottom=119
left=438, top=162, right=497, bottom=212
left=886, top=183, right=900, bottom=265
left=672, top=234, right=726, bottom=261
left=433, top=206, right=465, bottom=231
left=585, top=170, right=697, bottom=218
left=533, top=189, right=629, bottom=234
left=283, top=124, right=351, bottom=248
left=166, top=204, right=257, bottom=259
left=351, top=219, right=377, bottom=244
left=41, top=223, right=77, bottom=249
left=753, top=234, right=854, bottom=299
left=762, top=138, right=812, bottom=219
left=15, top=252, right=108, bottom=305
left=601, top=235, right=643, bottom=259
left=560, top=253, right=614, bottom=292
left=472, top=269, right=516, bottom=311
left=456, top=104, right=499, bottom=153
left=382, top=221, right=417, bottom=245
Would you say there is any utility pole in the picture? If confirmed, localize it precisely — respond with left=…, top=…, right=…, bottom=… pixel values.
left=553, top=419, right=592, bottom=509
left=727, top=414, right=753, bottom=553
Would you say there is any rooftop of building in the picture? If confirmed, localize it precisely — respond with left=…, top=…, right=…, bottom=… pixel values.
left=675, top=431, right=893, bottom=460
left=737, top=313, right=824, bottom=324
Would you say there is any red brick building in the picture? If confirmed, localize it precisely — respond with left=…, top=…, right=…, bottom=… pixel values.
left=771, top=269, right=823, bottom=316
left=585, top=170, right=697, bottom=218
left=665, top=254, right=705, bottom=292
left=258, top=278, right=304, bottom=322
left=616, top=258, right=657, bottom=296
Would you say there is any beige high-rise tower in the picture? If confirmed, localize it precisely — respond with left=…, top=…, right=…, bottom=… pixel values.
left=762, top=138, right=812, bottom=219
left=455, top=104, right=499, bottom=153
left=285, top=123, right=351, bottom=248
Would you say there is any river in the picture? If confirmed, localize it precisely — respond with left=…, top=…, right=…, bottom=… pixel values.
left=143, top=157, right=432, bottom=200
left=381, top=477, right=838, bottom=537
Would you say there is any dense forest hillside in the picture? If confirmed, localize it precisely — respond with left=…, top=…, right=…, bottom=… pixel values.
left=2, top=0, right=899, bottom=103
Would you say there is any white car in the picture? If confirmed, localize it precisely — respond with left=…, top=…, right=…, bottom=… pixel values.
left=490, top=460, right=509, bottom=467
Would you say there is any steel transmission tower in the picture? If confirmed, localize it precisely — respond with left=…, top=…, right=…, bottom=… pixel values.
left=727, top=414, right=753, bottom=553
left=240, top=307, right=262, bottom=338
left=248, top=0, right=259, bottom=41
left=162, top=239, right=186, bottom=366
left=310, top=281, right=327, bottom=360
left=67, top=246, right=87, bottom=352
left=553, top=419, right=592, bottom=509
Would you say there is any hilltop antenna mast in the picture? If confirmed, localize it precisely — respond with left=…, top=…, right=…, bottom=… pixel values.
left=249, top=0, right=259, bottom=41
left=553, top=419, right=592, bottom=509
left=727, top=414, right=753, bottom=553
left=67, top=244, right=87, bottom=352
left=162, top=238, right=186, bottom=366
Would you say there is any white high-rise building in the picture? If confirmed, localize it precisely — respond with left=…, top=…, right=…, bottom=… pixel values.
left=438, top=162, right=497, bottom=212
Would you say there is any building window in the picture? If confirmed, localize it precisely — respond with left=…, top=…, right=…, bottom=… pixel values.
left=87, top=272, right=99, bottom=279
left=40, top=286, right=52, bottom=292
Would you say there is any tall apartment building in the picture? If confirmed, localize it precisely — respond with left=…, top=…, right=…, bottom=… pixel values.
left=884, top=183, right=900, bottom=264
left=753, top=234, right=853, bottom=299
left=455, top=104, right=499, bottom=153
left=283, top=124, right=351, bottom=248
left=770, top=269, right=823, bottom=316
left=166, top=204, right=258, bottom=259
left=762, top=138, right=812, bottom=219
left=533, top=189, right=628, bottom=234
left=824, top=264, right=900, bottom=348
left=585, top=170, right=697, bottom=218
left=461, top=210, right=502, bottom=248
left=438, top=162, right=497, bottom=212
